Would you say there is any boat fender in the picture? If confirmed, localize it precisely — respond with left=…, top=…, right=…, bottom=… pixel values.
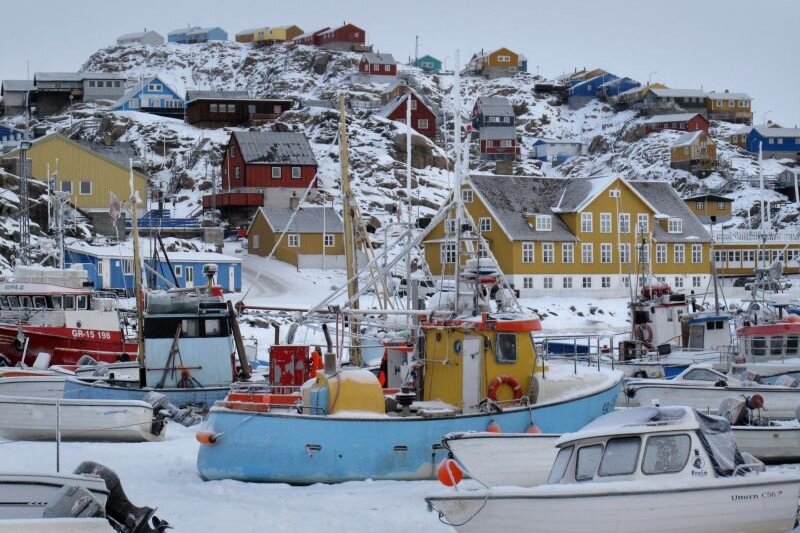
left=486, top=420, right=501, bottom=433
left=527, top=424, right=541, bottom=434
left=488, top=375, right=523, bottom=401
left=528, top=375, right=539, bottom=404
left=437, top=458, right=463, bottom=487
left=746, top=394, right=764, bottom=410
left=196, top=431, right=219, bottom=445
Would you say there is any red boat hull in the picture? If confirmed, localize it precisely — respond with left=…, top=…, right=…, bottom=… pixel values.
left=0, top=324, right=138, bottom=366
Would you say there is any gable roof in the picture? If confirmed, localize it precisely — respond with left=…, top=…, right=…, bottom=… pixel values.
left=479, top=126, right=516, bottom=140
left=379, top=90, right=432, bottom=118
left=642, top=113, right=704, bottom=125
left=186, top=90, right=250, bottom=101
left=255, top=206, right=343, bottom=234
left=293, top=27, right=330, bottom=40
left=684, top=193, right=733, bottom=203
left=532, top=138, right=583, bottom=147
left=648, top=88, right=707, bottom=99
left=468, top=175, right=576, bottom=242
left=671, top=131, right=705, bottom=149
left=707, top=91, right=751, bottom=101
left=554, top=175, right=660, bottom=216
left=753, top=125, right=800, bottom=138
left=362, top=53, right=395, bottom=65
left=1, top=80, right=35, bottom=93
left=114, top=75, right=183, bottom=108
left=628, top=181, right=711, bottom=243
left=599, top=76, right=640, bottom=89
left=570, top=73, right=617, bottom=91
left=232, top=131, right=317, bottom=166
left=117, top=30, right=162, bottom=40
left=475, top=96, right=514, bottom=117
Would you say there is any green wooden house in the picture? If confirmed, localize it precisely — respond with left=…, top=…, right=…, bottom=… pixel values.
left=414, top=55, right=442, bottom=73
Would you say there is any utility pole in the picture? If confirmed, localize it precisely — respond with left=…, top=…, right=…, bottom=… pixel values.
left=405, top=93, right=413, bottom=313
left=414, top=35, right=419, bottom=63
left=18, top=140, right=32, bottom=266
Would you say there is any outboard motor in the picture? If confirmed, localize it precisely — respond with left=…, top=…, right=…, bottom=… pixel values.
left=143, top=391, right=201, bottom=428
left=73, top=462, right=170, bottom=533
left=43, top=485, right=105, bottom=519
left=718, top=397, right=747, bottom=425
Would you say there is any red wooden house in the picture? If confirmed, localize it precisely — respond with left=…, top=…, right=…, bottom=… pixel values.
left=203, top=131, right=318, bottom=213
left=642, top=113, right=709, bottom=135
left=293, top=23, right=366, bottom=51
left=379, top=90, right=437, bottom=139
left=292, top=27, right=329, bottom=46
left=359, top=53, right=397, bottom=78
left=479, top=127, right=519, bottom=161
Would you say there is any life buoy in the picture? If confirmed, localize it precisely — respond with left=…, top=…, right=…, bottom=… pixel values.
left=634, top=324, right=653, bottom=347
left=488, top=375, right=523, bottom=401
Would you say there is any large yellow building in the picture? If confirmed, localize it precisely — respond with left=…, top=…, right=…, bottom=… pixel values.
left=424, top=175, right=713, bottom=296
left=236, top=25, right=304, bottom=44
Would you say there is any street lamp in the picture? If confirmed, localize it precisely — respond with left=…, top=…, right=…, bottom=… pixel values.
left=647, top=70, right=657, bottom=85
left=761, top=110, right=773, bottom=125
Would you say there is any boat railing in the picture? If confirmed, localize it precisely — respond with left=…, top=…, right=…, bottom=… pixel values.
left=535, top=333, right=623, bottom=376
left=228, top=382, right=302, bottom=396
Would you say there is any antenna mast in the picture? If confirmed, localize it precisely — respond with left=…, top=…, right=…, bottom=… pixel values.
left=453, top=51, right=464, bottom=314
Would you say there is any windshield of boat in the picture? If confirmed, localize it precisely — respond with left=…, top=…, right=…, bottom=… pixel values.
left=547, top=445, right=573, bottom=484
left=681, top=368, right=724, bottom=381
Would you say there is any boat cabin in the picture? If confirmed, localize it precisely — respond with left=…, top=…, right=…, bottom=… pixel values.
left=630, top=287, right=688, bottom=350
left=547, top=406, right=750, bottom=485
left=736, top=320, right=800, bottom=362
left=681, top=313, right=733, bottom=352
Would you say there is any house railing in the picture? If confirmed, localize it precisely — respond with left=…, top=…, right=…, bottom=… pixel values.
left=713, top=229, right=800, bottom=243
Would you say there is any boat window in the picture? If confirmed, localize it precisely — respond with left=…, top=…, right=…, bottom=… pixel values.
left=770, top=337, right=783, bottom=356
left=19, top=296, right=31, bottom=308
left=682, top=369, right=720, bottom=381
left=786, top=337, right=798, bottom=356
left=33, top=296, right=47, bottom=309
left=205, top=319, right=221, bottom=336
left=495, top=333, right=517, bottom=363
left=0, top=296, right=8, bottom=309
left=750, top=337, right=766, bottom=357
left=77, top=295, right=88, bottom=310
left=547, top=445, right=574, bottom=484
left=7, top=296, right=19, bottom=309
left=598, top=437, right=641, bottom=477
left=575, top=444, right=604, bottom=481
left=50, top=296, right=63, bottom=310
left=181, top=319, right=200, bottom=337
left=64, top=295, right=75, bottom=310
left=642, top=434, right=691, bottom=475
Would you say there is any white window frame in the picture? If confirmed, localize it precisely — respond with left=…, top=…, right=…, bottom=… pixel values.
left=522, top=242, right=534, bottom=263
left=272, top=166, right=282, bottom=179
left=674, top=244, right=686, bottom=264
left=691, top=244, right=702, bottom=264
left=174, top=265, right=183, bottom=277
left=79, top=180, right=92, bottom=196
left=185, top=267, right=194, bottom=283
left=523, top=277, right=534, bottom=289
left=324, top=234, right=335, bottom=248
left=600, top=213, right=611, bottom=233
left=479, top=217, right=491, bottom=232
left=287, top=234, right=300, bottom=248
left=601, top=276, right=611, bottom=288
left=500, top=140, right=513, bottom=148
left=562, top=276, right=573, bottom=289
left=668, top=218, right=683, bottom=234
left=656, top=243, right=667, bottom=264
left=600, top=243, right=612, bottom=263
left=417, top=118, right=429, bottom=130
left=61, top=181, right=72, bottom=194
left=582, top=276, right=592, bottom=289
left=561, top=242, right=574, bottom=264
left=535, top=215, right=552, bottom=232
left=618, top=213, right=630, bottom=234
left=637, top=213, right=649, bottom=234
left=542, top=243, right=554, bottom=264
left=581, top=243, right=593, bottom=264
left=461, top=189, right=473, bottom=203
left=619, top=243, right=630, bottom=264
left=291, top=166, right=302, bottom=179
left=122, top=259, right=134, bottom=275
left=445, top=219, right=456, bottom=234
left=580, top=212, right=593, bottom=233
left=235, top=167, right=240, bottom=180
left=543, top=276, right=553, bottom=289
left=441, top=242, right=456, bottom=264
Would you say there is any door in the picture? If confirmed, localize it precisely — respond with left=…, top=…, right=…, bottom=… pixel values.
left=228, top=266, right=236, bottom=292
left=462, top=336, right=483, bottom=412
left=185, top=266, right=194, bottom=288
left=98, top=259, right=110, bottom=289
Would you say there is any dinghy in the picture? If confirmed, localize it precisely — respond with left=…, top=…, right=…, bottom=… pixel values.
left=427, top=406, right=800, bottom=533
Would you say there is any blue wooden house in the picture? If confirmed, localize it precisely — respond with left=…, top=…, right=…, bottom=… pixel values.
left=114, top=76, right=185, bottom=118
left=568, top=73, right=618, bottom=108
left=168, top=26, right=228, bottom=44
left=531, top=139, right=584, bottom=165
left=598, top=77, right=640, bottom=99
left=414, top=55, right=442, bottom=73
left=746, top=126, right=800, bottom=161
left=0, top=126, right=24, bottom=142
left=65, top=241, right=242, bottom=294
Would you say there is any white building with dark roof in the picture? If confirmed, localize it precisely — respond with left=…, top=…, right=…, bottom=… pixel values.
left=116, top=30, right=165, bottom=46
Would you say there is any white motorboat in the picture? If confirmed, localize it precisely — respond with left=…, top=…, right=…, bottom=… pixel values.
left=717, top=396, right=800, bottom=464
left=0, top=375, right=66, bottom=398
left=624, top=364, right=800, bottom=418
left=0, top=518, right=115, bottom=532
left=0, top=471, right=109, bottom=519
left=443, top=431, right=558, bottom=487
left=427, top=406, right=800, bottom=533
left=0, top=395, right=167, bottom=442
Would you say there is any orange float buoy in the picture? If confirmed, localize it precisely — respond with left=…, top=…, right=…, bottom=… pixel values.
left=195, top=431, right=219, bottom=445
left=437, top=458, right=463, bottom=487
left=487, top=420, right=501, bottom=433
left=786, top=314, right=800, bottom=323
left=526, top=424, right=541, bottom=434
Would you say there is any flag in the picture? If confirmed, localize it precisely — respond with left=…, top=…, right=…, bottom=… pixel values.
left=109, top=192, right=121, bottom=221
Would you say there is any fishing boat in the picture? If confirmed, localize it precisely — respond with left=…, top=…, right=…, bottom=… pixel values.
left=624, top=364, right=800, bottom=418
left=196, top=76, right=623, bottom=484
left=426, top=406, right=800, bottom=533
left=0, top=265, right=137, bottom=366
left=717, top=395, right=800, bottom=463
left=0, top=395, right=167, bottom=442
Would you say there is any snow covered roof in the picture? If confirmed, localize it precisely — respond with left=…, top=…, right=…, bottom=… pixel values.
left=479, top=127, right=516, bottom=140
left=671, top=131, right=704, bottom=149
left=2, top=80, right=35, bottom=92
left=628, top=181, right=711, bottom=243
left=362, top=53, right=395, bottom=65
left=233, top=131, right=317, bottom=166
left=468, top=175, right=577, bottom=242
left=642, top=113, right=702, bottom=125
left=532, top=138, right=582, bottom=147
left=77, top=139, right=141, bottom=168
left=169, top=26, right=222, bottom=36
left=66, top=240, right=241, bottom=262
left=753, top=125, right=800, bottom=138
left=34, top=72, right=125, bottom=82
left=707, top=91, right=751, bottom=101
left=475, top=96, right=514, bottom=117
left=555, top=175, right=620, bottom=212
left=117, top=31, right=161, bottom=40
left=258, top=206, right=343, bottom=234
left=684, top=193, right=733, bottom=203
left=599, top=76, right=639, bottom=89
left=558, top=406, right=698, bottom=444
left=293, top=27, right=330, bottom=40
left=185, top=90, right=250, bottom=101
left=649, top=88, right=707, bottom=99
left=379, top=91, right=430, bottom=118
left=115, top=76, right=183, bottom=108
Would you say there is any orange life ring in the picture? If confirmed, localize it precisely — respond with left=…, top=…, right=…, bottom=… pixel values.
left=634, top=324, right=654, bottom=347
left=487, top=375, right=523, bottom=401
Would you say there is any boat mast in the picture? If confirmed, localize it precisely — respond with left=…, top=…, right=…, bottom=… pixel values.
left=129, top=160, right=146, bottom=385
left=452, top=51, right=464, bottom=315
left=405, top=91, right=413, bottom=314
left=338, top=93, right=361, bottom=366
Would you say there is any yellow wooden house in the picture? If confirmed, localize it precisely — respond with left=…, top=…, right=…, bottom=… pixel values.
left=468, top=47, right=524, bottom=79
left=670, top=131, right=717, bottom=176
left=424, top=174, right=713, bottom=296
left=707, top=91, right=753, bottom=125
left=248, top=205, right=346, bottom=268
left=684, top=194, right=732, bottom=223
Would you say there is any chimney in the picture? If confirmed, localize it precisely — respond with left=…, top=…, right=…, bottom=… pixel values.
left=724, top=89, right=729, bottom=93
left=289, top=192, right=300, bottom=210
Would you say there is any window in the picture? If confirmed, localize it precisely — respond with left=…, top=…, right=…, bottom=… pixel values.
left=716, top=201, right=726, bottom=210
left=582, top=276, right=592, bottom=288
left=600, top=243, right=612, bottom=263
left=638, top=243, right=649, bottom=264
left=445, top=219, right=456, bottom=234
left=599, top=437, right=641, bottom=477
left=601, top=276, right=611, bottom=288
left=441, top=242, right=456, bottom=264
left=272, top=166, right=282, bottom=179
left=462, top=189, right=473, bottom=203
left=234, top=167, right=240, bottom=180
left=742, top=250, right=755, bottom=263
left=522, top=242, right=534, bottom=263
left=562, top=276, right=573, bottom=289
left=97, top=261, right=104, bottom=276
left=497, top=55, right=511, bottom=63
left=287, top=234, right=300, bottom=247
left=547, top=446, right=574, bottom=484
left=479, top=217, right=491, bottom=232
left=185, top=267, right=194, bottom=283
left=500, top=140, right=513, bottom=148
left=543, top=277, right=553, bottom=289
left=372, top=64, right=379, bottom=72
left=674, top=276, right=684, bottom=288
left=637, top=214, right=649, bottom=234
left=291, top=167, right=301, bottom=179
left=523, top=277, right=534, bottom=289
left=80, top=180, right=92, bottom=195
left=580, top=212, right=593, bottom=232
left=691, top=244, right=702, bottom=263
left=536, top=215, right=552, bottom=232
left=656, top=244, right=667, bottom=264
left=495, top=333, right=517, bottom=363
left=76, top=295, right=88, bottom=310
left=148, top=83, right=163, bottom=91
left=581, top=243, right=593, bottom=264
left=692, top=276, right=702, bottom=288
left=619, top=243, right=630, bottom=264
left=642, top=435, right=690, bottom=475
left=417, top=118, right=428, bottom=130
left=576, top=444, right=604, bottom=481
left=485, top=140, right=493, bottom=148
left=324, top=234, right=335, bottom=247
left=230, top=145, right=236, bottom=159
left=542, top=243, right=554, bottom=263
left=173, top=265, right=183, bottom=277
left=714, top=250, right=725, bottom=263
left=384, top=64, right=391, bottom=72
left=89, top=81, right=96, bottom=88
left=668, top=219, right=683, bottom=234
left=409, top=99, right=417, bottom=111
left=600, top=213, right=611, bottom=233
left=623, top=277, right=630, bottom=288
left=618, top=213, right=630, bottom=234
left=696, top=201, right=705, bottom=211
left=561, top=243, right=574, bottom=264
left=674, top=244, right=685, bottom=263
left=33, top=296, right=46, bottom=309
left=210, top=103, right=218, bottom=112
left=227, top=104, right=235, bottom=113
left=122, top=259, right=134, bottom=275
left=61, top=181, right=72, bottom=194
left=728, top=250, right=741, bottom=264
